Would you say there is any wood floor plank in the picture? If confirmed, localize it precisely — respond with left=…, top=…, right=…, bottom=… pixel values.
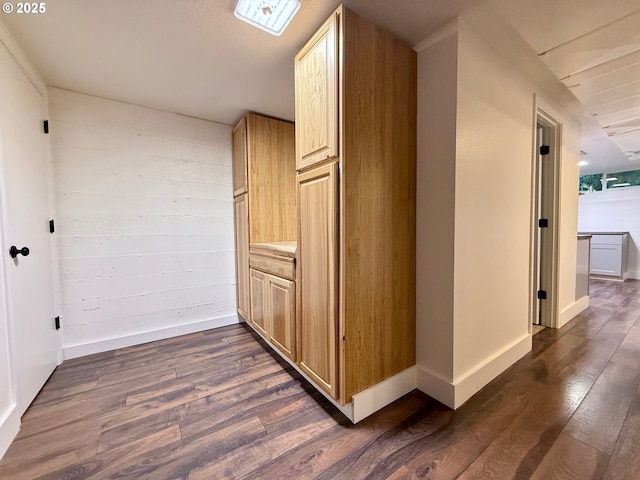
left=563, top=321, right=640, bottom=455
left=458, top=370, right=596, bottom=479
left=604, top=384, right=640, bottom=479
left=530, top=433, right=609, bottom=479
left=36, top=425, right=183, bottom=480
left=258, top=393, right=431, bottom=480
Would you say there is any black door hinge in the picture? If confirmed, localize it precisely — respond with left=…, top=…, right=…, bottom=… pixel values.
left=540, top=145, right=550, bottom=156
left=537, top=290, right=547, bottom=300
left=43, top=120, right=49, bottom=134
left=49, top=219, right=55, bottom=233
left=538, top=218, right=548, bottom=228
left=54, top=316, right=60, bottom=330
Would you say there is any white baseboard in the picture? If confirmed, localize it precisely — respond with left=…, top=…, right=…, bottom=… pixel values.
left=558, top=295, right=590, bottom=328
left=417, top=333, right=532, bottom=409
left=62, top=315, right=239, bottom=360
left=626, top=270, right=640, bottom=281
left=0, top=403, right=19, bottom=460
left=351, top=367, right=417, bottom=423
left=416, top=366, right=456, bottom=408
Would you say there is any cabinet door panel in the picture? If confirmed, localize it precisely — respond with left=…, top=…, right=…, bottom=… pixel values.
left=249, top=269, right=268, bottom=336
left=269, top=276, right=296, bottom=361
left=590, top=244, right=622, bottom=276
left=232, top=116, right=248, bottom=196
left=297, top=162, right=338, bottom=398
left=295, top=12, right=338, bottom=171
left=234, top=194, right=250, bottom=320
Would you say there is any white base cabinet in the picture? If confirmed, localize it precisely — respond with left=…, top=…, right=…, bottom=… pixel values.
left=588, top=233, right=628, bottom=280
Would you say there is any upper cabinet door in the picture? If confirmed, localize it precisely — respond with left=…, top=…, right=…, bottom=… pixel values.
left=232, top=116, right=248, bottom=196
left=295, top=12, right=339, bottom=171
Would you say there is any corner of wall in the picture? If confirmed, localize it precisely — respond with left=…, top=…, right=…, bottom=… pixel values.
left=558, top=295, right=590, bottom=328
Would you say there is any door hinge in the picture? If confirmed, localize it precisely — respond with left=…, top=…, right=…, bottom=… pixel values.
left=43, top=120, right=49, bottom=134
left=54, top=316, right=60, bottom=330
left=537, top=290, right=547, bottom=300
left=538, top=218, right=548, bottom=228
left=540, top=145, right=550, bottom=156
left=49, top=219, right=55, bottom=233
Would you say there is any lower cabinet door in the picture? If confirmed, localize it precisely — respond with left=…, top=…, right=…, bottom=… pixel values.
left=234, top=195, right=250, bottom=320
left=297, top=162, right=339, bottom=399
left=590, top=244, right=622, bottom=276
left=268, top=275, right=296, bottom=361
left=249, top=269, right=268, bottom=337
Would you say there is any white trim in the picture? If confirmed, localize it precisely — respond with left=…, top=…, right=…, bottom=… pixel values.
left=0, top=402, right=19, bottom=460
left=558, top=295, right=590, bottom=328
left=351, top=366, right=417, bottom=423
left=417, top=334, right=531, bottom=409
left=416, top=366, right=455, bottom=408
left=413, top=19, right=458, bottom=52
left=62, top=314, right=239, bottom=360
left=626, top=270, right=640, bottom=280
left=0, top=19, right=47, bottom=96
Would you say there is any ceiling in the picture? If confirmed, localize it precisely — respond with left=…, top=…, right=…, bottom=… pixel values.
left=2, top=0, right=639, bottom=175
left=1, top=0, right=478, bottom=126
left=491, top=0, right=640, bottom=175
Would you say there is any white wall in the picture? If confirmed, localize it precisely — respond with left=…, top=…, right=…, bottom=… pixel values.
left=578, top=186, right=640, bottom=279
left=49, top=88, right=237, bottom=359
left=416, top=5, right=583, bottom=408
left=415, top=25, right=458, bottom=388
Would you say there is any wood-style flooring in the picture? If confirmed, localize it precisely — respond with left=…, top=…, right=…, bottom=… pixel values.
left=1, top=279, right=640, bottom=479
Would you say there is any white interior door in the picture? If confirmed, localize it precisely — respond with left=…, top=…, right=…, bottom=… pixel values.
left=0, top=44, right=58, bottom=416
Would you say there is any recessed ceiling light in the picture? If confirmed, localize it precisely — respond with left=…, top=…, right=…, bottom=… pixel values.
left=578, top=160, right=589, bottom=166
left=606, top=177, right=618, bottom=182
left=611, top=183, right=631, bottom=187
left=234, top=0, right=301, bottom=36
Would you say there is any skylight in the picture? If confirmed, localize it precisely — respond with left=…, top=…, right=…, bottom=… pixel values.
left=234, top=0, right=301, bottom=36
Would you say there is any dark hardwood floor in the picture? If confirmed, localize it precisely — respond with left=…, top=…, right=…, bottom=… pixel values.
left=1, top=279, right=639, bottom=479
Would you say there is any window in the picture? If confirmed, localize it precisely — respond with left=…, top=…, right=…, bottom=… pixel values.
left=579, top=173, right=603, bottom=192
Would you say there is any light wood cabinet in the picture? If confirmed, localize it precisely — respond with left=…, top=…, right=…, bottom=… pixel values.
left=231, top=113, right=296, bottom=323
left=233, top=194, right=250, bottom=321
left=294, top=13, right=339, bottom=171
left=249, top=247, right=297, bottom=361
left=249, top=268, right=268, bottom=337
left=295, top=6, right=416, bottom=405
left=268, top=275, right=296, bottom=360
left=297, top=163, right=338, bottom=397
left=232, top=117, right=248, bottom=196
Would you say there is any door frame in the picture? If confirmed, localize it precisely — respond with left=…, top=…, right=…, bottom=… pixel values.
left=530, top=103, right=562, bottom=329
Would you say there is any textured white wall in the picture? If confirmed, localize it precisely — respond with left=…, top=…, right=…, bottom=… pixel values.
left=49, top=88, right=236, bottom=357
left=415, top=6, right=583, bottom=407
left=579, top=186, right=640, bottom=279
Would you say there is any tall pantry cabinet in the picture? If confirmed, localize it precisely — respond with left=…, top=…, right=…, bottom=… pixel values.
left=295, top=6, right=417, bottom=407
left=232, top=114, right=296, bottom=324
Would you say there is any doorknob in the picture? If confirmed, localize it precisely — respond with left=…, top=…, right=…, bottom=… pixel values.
left=9, top=246, right=30, bottom=258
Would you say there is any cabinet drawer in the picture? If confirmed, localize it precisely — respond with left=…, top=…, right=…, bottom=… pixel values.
left=249, top=253, right=295, bottom=280
left=591, top=234, right=623, bottom=245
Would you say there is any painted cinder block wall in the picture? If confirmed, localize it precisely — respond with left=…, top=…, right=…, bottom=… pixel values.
left=48, top=88, right=238, bottom=359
